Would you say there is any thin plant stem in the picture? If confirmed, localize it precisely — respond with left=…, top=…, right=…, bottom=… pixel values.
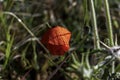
left=104, top=0, right=114, bottom=73
left=2, top=12, right=35, bottom=37
left=104, top=0, right=114, bottom=46
left=83, top=0, right=90, bottom=25
left=90, top=0, right=100, bottom=49
left=2, top=11, right=49, bottom=54
left=86, top=51, right=90, bottom=69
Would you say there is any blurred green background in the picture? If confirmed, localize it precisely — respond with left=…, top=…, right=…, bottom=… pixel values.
left=0, top=0, right=120, bottom=80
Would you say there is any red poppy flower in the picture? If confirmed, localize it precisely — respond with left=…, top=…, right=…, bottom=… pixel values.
left=41, top=26, right=71, bottom=55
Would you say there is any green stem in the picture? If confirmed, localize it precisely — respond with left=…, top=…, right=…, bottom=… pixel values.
left=104, top=0, right=114, bottom=73
left=86, top=51, right=90, bottom=69
left=2, top=12, right=35, bottom=37
left=83, top=0, right=90, bottom=25
left=90, top=0, right=100, bottom=49
left=104, top=0, right=114, bottom=46
left=2, top=11, right=49, bottom=54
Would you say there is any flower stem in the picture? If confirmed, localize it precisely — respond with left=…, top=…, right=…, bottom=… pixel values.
left=104, top=0, right=114, bottom=73
left=90, top=0, right=100, bottom=49
left=104, top=0, right=114, bottom=46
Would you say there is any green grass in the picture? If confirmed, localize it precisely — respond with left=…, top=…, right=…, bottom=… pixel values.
left=0, top=0, right=120, bottom=80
